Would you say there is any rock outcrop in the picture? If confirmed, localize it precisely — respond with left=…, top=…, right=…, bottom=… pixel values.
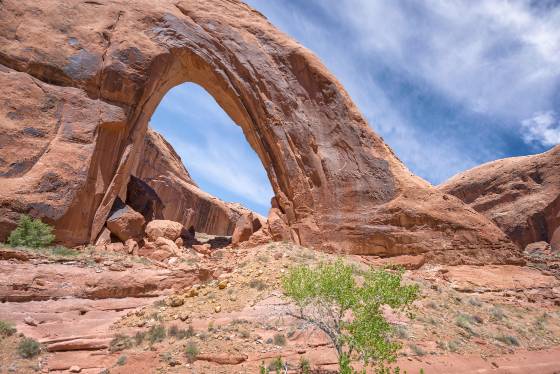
left=0, top=0, right=521, bottom=263
left=439, top=145, right=560, bottom=250
left=134, top=128, right=260, bottom=236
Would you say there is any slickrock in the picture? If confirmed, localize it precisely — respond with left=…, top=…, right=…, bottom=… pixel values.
left=0, top=0, right=521, bottom=263
left=440, top=145, right=560, bottom=249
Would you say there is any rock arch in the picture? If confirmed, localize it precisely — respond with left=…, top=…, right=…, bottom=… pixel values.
left=0, top=0, right=520, bottom=263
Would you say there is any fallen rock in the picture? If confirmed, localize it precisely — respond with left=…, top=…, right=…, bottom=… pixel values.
left=137, top=237, right=179, bottom=261
left=192, top=244, right=211, bottom=255
left=525, top=241, right=551, bottom=253
left=145, top=220, right=183, bottom=241
left=95, top=228, right=112, bottom=246
left=167, top=295, right=184, bottom=307
left=195, top=353, right=248, bottom=365
left=47, top=338, right=111, bottom=352
left=24, top=316, right=37, bottom=326
left=105, top=242, right=125, bottom=253
left=232, top=213, right=258, bottom=245
left=106, top=203, right=145, bottom=242
left=125, top=239, right=139, bottom=254
left=69, top=366, right=82, bottom=373
left=218, top=280, right=227, bottom=289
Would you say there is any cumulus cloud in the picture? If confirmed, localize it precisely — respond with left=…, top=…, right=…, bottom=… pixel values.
left=521, top=111, right=560, bottom=147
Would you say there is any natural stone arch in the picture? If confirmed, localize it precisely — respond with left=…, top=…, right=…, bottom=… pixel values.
left=0, top=0, right=520, bottom=264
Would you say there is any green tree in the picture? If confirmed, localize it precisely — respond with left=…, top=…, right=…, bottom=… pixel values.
left=282, top=259, right=418, bottom=373
left=8, top=215, right=55, bottom=248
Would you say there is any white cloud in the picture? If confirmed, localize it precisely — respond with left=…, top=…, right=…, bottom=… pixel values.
left=320, top=0, right=560, bottom=120
left=521, top=111, right=560, bottom=147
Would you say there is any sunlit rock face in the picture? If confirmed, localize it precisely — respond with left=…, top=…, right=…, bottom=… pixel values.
left=0, top=0, right=521, bottom=264
left=440, top=145, right=560, bottom=250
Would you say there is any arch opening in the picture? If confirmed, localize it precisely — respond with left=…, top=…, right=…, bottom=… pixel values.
left=131, top=81, right=273, bottom=237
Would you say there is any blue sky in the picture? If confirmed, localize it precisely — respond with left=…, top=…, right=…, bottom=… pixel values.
left=151, top=0, right=560, bottom=216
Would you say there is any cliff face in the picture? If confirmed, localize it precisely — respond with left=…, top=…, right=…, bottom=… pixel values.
left=133, top=128, right=259, bottom=236
left=439, top=146, right=560, bottom=250
left=0, top=0, right=521, bottom=264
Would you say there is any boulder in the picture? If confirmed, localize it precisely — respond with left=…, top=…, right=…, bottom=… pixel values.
left=145, top=220, right=183, bottom=241
left=137, top=237, right=179, bottom=261
left=232, top=212, right=261, bottom=245
left=95, top=228, right=112, bottom=246
left=106, top=204, right=145, bottom=242
left=124, top=239, right=139, bottom=254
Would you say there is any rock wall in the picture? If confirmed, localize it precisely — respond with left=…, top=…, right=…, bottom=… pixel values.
left=133, top=128, right=260, bottom=236
left=0, top=0, right=521, bottom=264
left=439, top=145, right=560, bottom=250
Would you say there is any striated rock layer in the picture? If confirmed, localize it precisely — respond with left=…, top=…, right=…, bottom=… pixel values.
left=439, top=145, right=560, bottom=250
left=0, top=0, right=521, bottom=263
left=133, top=128, right=259, bottom=236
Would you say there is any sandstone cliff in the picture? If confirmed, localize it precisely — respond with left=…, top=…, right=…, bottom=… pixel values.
left=133, top=128, right=261, bottom=235
left=0, top=0, right=521, bottom=264
left=439, top=145, right=560, bottom=250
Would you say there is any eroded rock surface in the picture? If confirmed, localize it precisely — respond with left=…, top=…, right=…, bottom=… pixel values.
left=0, top=0, right=520, bottom=263
left=440, top=145, right=560, bottom=249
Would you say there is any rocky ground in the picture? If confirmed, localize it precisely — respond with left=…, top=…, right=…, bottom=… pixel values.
left=1, top=241, right=560, bottom=374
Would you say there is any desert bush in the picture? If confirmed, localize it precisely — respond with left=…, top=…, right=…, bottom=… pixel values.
left=299, top=357, right=311, bottom=374
left=185, top=340, right=199, bottom=363
left=50, top=246, right=79, bottom=257
left=495, top=334, right=519, bottom=346
left=282, top=259, right=418, bottom=372
left=18, top=337, right=40, bottom=358
left=267, top=356, right=284, bottom=373
left=147, top=325, right=166, bottom=344
left=249, top=279, right=267, bottom=291
left=0, top=320, right=16, bottom=338
left=273, top=333, right=286, bottom=346
left=133, top=331, right=146, bottom=346
left=110, top=334, right=133, bottom=352
left=116, top=355, right=127, bottom=366
left=8, top=215, right=55, bottom=248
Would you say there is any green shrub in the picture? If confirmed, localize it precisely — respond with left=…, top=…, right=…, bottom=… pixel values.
left=299, top=357, right=311, bottom=374
left=0, top=320, right=16, bottom=337
left=8, top=215, right=55, bottom=248
left=495, top=334, right=519, bottom=346
left=133, top=331, right=145, bottom=346
left=109, top=334, right=133, bottom=352
left=18, top=338, right=40, bottom=358
left=147, top=325, right=166, bottom=344
left=273, top=333, right=286, bottom=346
left=116, top=355, right=127, bottom=366
left=50, top=246, right=79, bottom=257
left=185, top=340, right=199, bottom=363
left=267, top=357, right=284, bottom=373
left=282, top=259, right=419, bottom=372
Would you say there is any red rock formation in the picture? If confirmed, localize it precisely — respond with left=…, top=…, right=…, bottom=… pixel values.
left=439, top=146, right=560, bottom=250
left=0, top=0, right=521, bottom=263
left=134, top=128, right=260, bottom=235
